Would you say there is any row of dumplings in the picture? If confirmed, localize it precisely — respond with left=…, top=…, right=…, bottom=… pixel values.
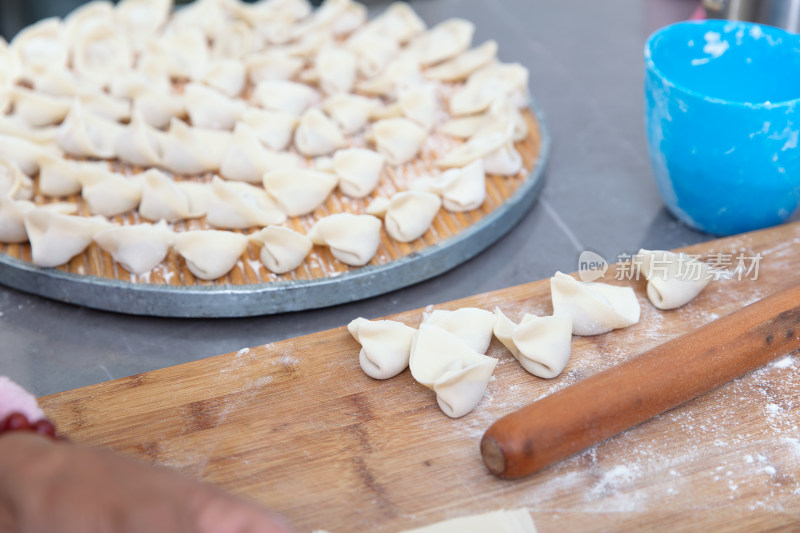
left=1, top=150, right=491, bottom=244
left=8, top=205, right=386, bottom=278
left=348, top=252, right=713, bottom=418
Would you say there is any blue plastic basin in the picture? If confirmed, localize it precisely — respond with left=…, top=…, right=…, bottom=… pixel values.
left=644, top=20, right=800, bottom=235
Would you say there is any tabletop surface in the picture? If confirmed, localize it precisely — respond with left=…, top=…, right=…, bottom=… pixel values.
left=2, top=0, right=731, bottom=397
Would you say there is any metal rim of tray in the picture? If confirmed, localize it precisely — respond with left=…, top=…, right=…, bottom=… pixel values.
left=0, top=101, right=551, bottom=318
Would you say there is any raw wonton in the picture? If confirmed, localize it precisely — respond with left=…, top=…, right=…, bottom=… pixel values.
left=24, top=209, right=111, bottom=267
left=494, top=308, right=572, bottom=378
left=174, top=230, right=249, bottom=280
left=550, top=271, right=641, bottom=336
left=370, top=118, right=427, bottom=165
left=248, top=225, right=312, bottom=274
left=409, top=324, right=497, bottom=418
left=93, top=221, right=175, bottom=274
left=332, top=148, right=385, bottom=198
left=348, top=317, right=416, bottom=379
left=205, top=176, right=286, bottom=229
left=307, top=212, right=382, bottom=266
left=262, top=169, right=338, bottom=216
left=634, top=249, right=712, bottom=310
left=367, top=190, right=440, bottom=243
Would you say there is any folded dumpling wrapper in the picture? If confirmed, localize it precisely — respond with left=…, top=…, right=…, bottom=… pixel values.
left=422, top=307, right=496, bottom=354
left=0, top=115, right=58, bottom=144
left=483, top=141, right=523, bottom=176
left=410, top=324, right=498, bottom=418
left=206, top=176, right=286, bottom=229
left=308, top=213, right=382, bottom=266
left=405, top=18, right=475, bottom=67
left=248, top=225, right=312, bottom=274
left=79, top=169, right=143, bottom=217
left=184, top=82, right=246, bottom=130
left=8, top=86, right=70, bottom=127
left=371, top=117, right=427, bottom=165
left=436, top=121, right=512, bottom=169
left=635, top=249, right=712, bottom=310
left=220, top=122, right=303, bottom=183
left=348, top=317, right=416, bottom=379
left=398, top=84, right=438, bottom=132
left=0, top=196, right=35, bottom=243
left=240, top=107, right=298, bottom=152
left=114, top=110, right=166, bottom=167
left=71, top=21, right=133, bottom=84
left=174, top=230, right=248, bottom=280
left=494, top=308, right=572, bottom=379
left=550, top=271, right=640, bottom=336
left=117, top=0, right=171, bottom=52
left=333, top=147, right=386, bottom=198
left=93, top=221, right=175, bottom=275
left=24, top=209, right=111, bottom=267
left=245, top=51, right=304, bottom=84
left=0, top=158, right=33, bottom=201
left=450, top=62, right=530, bottom=116
left=160, top=118, right=232, bottom=174
left=351, top=2, right=426, bottom=46
left=252, top=80, right=316, bottom=116
left=0, top=134, right=62, bottom=177
left=263, top=169, right=339, bottom=217
left=200, top=58, right=247, bottom=98
left=367, top=190, right=441, bottom=243
left=10, top=17, right=68, bottom=74
left=138, top=169, right=208, bottom=222
left=132, top=86, right=186, bottom=129
left=56, top=101, right=125, bottom=159
left=437, top=158, right=486, bottom=212
left=0, top=199, right=75, bottom=244
left=294, top=108, right=347, bottom=157
left=346, top=32, right=398, bottom=79
left=322, top=93, right=378, bottom=136
left=356, top=54, right=422, bottom=98
left=424, top=40, right=498, bottom=82
left=316, top=46, right=357, bottom=95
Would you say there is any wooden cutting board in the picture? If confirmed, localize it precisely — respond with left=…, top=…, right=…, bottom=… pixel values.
left=39, top=221, right=800, bottom=532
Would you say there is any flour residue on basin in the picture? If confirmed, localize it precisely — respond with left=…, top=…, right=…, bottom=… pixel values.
left=692, top=31, right=730, bottom=65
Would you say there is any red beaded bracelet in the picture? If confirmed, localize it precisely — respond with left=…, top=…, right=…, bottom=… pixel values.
left=0, top=412, right=61, bottom=440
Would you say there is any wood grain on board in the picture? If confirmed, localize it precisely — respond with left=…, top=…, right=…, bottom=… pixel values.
left=1, top=112, right=542, bottom=288
left=39, top=221, right=800, bottom=532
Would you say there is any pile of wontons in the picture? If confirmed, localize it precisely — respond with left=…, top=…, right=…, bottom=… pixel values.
left=0, top=0, right=532, bottom=280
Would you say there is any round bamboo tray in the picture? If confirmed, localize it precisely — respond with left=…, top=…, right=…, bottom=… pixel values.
left=0, top=104, right=549, bottom=317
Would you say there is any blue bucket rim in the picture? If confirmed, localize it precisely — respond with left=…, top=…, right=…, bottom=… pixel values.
left=644, top=19, right=800, bottom=109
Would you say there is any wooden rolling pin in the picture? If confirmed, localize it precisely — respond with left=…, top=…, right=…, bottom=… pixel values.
left=481, top=284, right=800, bottom=479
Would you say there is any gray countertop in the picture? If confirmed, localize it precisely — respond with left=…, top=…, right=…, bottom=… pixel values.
left=1, top=0, right=713, bottom=397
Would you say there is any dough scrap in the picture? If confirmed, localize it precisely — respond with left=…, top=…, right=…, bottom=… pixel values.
left=400, top=508, right=536, bottom=533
